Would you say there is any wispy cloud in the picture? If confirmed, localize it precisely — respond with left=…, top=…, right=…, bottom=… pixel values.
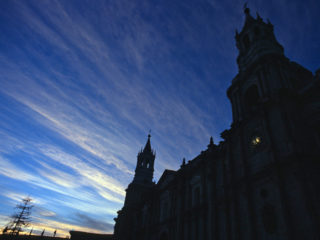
left=0, top=0, right=237, bottom=234
left=0, top=0, right=226, bottom=175
left=0, top=213, right=111, bottom=237
left=0, top=0, right=318, bottom=235
left=0, top=143, right=125, bottom=204
left=74, top=213, right=114, bottom=232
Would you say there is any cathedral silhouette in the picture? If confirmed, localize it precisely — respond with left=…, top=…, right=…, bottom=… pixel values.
left=113, top=8, right=320, bottom=240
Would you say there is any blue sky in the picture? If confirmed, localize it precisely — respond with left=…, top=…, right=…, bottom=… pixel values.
left=0, top=0, right=319, bottom=237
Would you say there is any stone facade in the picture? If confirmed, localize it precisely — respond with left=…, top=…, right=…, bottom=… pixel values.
left=113, top=8, right=320, bottom=240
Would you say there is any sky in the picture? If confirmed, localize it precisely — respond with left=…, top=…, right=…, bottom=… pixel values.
left=0, top=0, right=319, bottom=237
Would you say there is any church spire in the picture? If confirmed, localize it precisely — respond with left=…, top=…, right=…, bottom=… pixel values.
left=133, top=134, right=156, bottom=185
left=143, top=134, right=152, bottom=153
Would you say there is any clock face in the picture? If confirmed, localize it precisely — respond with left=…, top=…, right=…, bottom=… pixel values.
left=248, top=133, right=264, bottom=155
left=246, top=125, right=266, bottom=154
left=251, top=136, right=262, bottom=146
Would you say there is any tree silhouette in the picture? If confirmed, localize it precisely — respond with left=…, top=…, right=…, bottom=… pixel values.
left=4, top=197, right=33, bottom=236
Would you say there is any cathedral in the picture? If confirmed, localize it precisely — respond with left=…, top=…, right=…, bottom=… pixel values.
left=113, top=8, right=320, bottom=240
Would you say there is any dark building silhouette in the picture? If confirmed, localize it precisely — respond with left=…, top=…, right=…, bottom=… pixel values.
left=69, top=231, right=113, bottom=240
left=114, top=8, right=320, bottom=240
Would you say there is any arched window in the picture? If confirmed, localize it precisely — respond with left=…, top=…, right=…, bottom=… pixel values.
left=160, top=201, right=169, bottom=221
left=164, top=202, right=168, bottom=218
left=254, top=27, right=260, bottom=36
left=244, top=85, right=260, bottom=112
left=193, top=187, right=200, bottom=206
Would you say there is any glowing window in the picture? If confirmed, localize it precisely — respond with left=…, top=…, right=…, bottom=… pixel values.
left=251, top=136, right=262, bottom=146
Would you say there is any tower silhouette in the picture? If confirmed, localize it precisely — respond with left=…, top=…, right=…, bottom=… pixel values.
left=132, top=134, right=155, bottom=185
left=114, top=135, right=156, bottom=240
left=114, top=8, right=320, bottom=240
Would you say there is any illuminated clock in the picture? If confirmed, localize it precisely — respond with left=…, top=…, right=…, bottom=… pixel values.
left=248, top=133, right=264, bottom=155
left=251, top=136, right=262, bottom=146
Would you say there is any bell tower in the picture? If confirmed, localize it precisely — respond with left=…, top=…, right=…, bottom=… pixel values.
left=123, top=134, right=155, bottom=208
left=235, top=7, right=284, bottom=73
left=227, top=7, right=313, bottom=123
left=114, top=135, right=156, bottom=240
left=132, top=134, right=155, bottom=185
left=223, top=7, right=319, bottom=239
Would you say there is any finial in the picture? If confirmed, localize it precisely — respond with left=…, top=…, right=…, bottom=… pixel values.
left=208, top=136, right=214, bottom=148
left=256, top=12, right=262, bottom=21
left=181, top=158, right=186, bottom=167
left=243, top=2, right=250, bottom=15
left=142, top=132, right=152, bottom=153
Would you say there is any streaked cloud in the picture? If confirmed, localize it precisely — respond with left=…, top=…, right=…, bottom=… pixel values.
left=0, top=0, right=318, bottom=235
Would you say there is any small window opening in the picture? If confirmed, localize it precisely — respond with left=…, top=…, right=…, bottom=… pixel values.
left=244, top=85, right=260, bottom=112
left=254, top=27, right=260, bottom=36
left=161, top=201, right=169, bottom=220
left=243, top=34, right=250, bottom=49
left=164, top=202, right=168, bottom=218
left=193, top=187, right=200, bottom=206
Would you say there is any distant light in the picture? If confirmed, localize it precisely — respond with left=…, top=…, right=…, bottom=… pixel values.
left=252, top=136, right=261, bottom=146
